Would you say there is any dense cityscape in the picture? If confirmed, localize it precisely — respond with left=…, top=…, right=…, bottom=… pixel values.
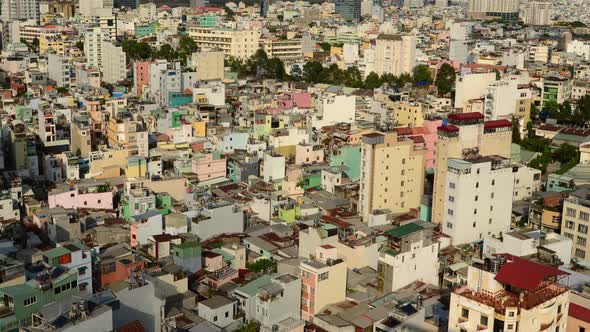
left=0, top=0, right=589, bottom=331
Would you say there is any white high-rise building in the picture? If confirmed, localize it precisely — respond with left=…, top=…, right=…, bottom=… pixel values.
left=467, top=0, right=518, bottom=20
left=79, top=0, right=114, bottom=17
left=442, top=156, right=513, bottom=245
left=1, top=0, right=40, bottom=22
left=47, top=53, right=71, bottom=88
left=522, top=1, right=551, bottom=26
left=84, top=27, right=111, bottom=68
left=374, top=33, right=416, bottom=76
left=435, top=0, right=448, bottom=7
left=102, top=41, right=127, bottom=84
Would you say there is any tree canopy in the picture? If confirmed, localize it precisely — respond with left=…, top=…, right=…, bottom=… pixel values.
left=435, top=63, right=456, bottom=96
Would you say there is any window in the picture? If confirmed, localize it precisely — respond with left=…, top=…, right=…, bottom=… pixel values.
left=447, top=222, right=453, bottom=229
left=581, top=211, right=590, bottom=222
left=448, top=209, right=454, bottom=216
left=567, top=208, right=577, bottom=217
left=565, top=232, right=574, bottom=239
left=58, top=254, right=72, bottom=264
left=474, top=209, right=477, bottom=215
left=474, top=195, right=478, bottom=201
left=579, top=224, right=589, bottom=234
left=213, top=316, right=217, bottom=322
left=475, top=182, right=479, bottom=188
left=449, top=182, right=455, bottom=189
left=578, top=237, right=587, bottom=246
left=576, top=248, right=586, bottom=259
left=401, top=181, right=404, bottom=187
left=567, top=220, right=575, bottom=229
left=492, top=180, right=495, bottom=186
left=24, top=296, right=37, bottom=307
left=225, top=312, right=229, bottom=318
left=461, top=308, right=469, bottom=319
left=319, top=272, right=329, bottom=281
left=476, top=168, right=480, bottom=174
left=507, top=324, right=514, bottom=330
left=448, top=196, right=454, bottom=202
left=480, top=315, right=488, bottom=326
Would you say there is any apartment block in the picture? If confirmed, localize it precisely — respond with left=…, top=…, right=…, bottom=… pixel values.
left=188, top=26, right=260, bottom=59
left=432, top=112, right=512, bottom=225
left=300, top=245, right=346, bottom=321
left=448, top=254, right=569, bottom=332
left=374, top=34, right=416, bottom=76
left=358, top=131, right=425, bottom=221
left=443, top=156, right=514, bottom=244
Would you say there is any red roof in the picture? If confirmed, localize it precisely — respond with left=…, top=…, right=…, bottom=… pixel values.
left=448, top=112, right=485, bottom=121
left=569, top=303, right=590, bottom=322
left=116, top=320, right=145, bottom=332
left=437, top=125, right=459, bottom=133
left=494, top=254, right=568, bottom=292
left=484, top=119, right=511, bottom=129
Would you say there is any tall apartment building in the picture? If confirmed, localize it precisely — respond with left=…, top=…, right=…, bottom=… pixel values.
left=442, top=156, right=513, bottom=244
left=432, top=113, right=512, bottom=225
left=1, top=0, right=40, bottom=22
left=114, top=0, right=139, bottom=9
left=467, top=0, right=518, bottom=21
left=187, top=27, right=260, bottom=60
left=300, top=245, right=346, bottom=321
left=484, top=76, right=532, bottom=121
left=79, top=0, right=113, bottom=17
left=562, top=185, right=590, bottom=261
left=374, top=34, right=416, bottom=76
left=448, top=254, right=569, bottom=332
left=84, top=27, right=111, bottom=68
left=102, top=41, right=127, bottom=84
left=335, top=0, right=361, bottom=22
left=358, top=131, right=425, bottom=221
left=378, top=222, right=439, bottom=293
left=107, top=112, right=149, bottom=158
left=522, top=1, right=551, bottom=26
left=47, top=53, right=71, bottom=88
left=148, top=60, right=182, bottom=107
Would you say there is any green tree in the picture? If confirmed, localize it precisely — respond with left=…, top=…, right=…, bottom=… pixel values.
left=319, top=42, right=331, bottom=52
left=155, top=44, right=178, bottom=62
left=247, top=259, right=274, bottom=273
left=553, top=143, right=579, bottom=164
left=302, top=61, right=324, bottom=83
left=364, top=72, right=382, bottom=89
left=178, top=35, right=198, bottom=55
left=76, top=41, right=84, bottom=51
left=435, top=63, right=456, bottom=96
left=412, top=64, right=433, bottom=86
left=290, top=66, right=302, bottom=80
left=237, top=321, right=260, bottom=332
left=511, top=116, right=521, bottom=144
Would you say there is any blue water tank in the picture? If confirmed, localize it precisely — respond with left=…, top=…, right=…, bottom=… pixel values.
left=442, top=119, right=448, bottom=126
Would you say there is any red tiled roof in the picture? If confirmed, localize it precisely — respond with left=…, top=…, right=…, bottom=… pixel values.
left=569, top=303, right=590, bottom=322
left=437, top=125, right=459, bottom=133
left=484, top=119, right=512, bottom=129
left=448, top=112, right=485, bottom=121
left=116, top=320, right=145, bottom=332
left=560, top=128, right=590, bottom=137
left=494, top=254, right=568, bottom=292
left=537, top=124, right=562, bottom=132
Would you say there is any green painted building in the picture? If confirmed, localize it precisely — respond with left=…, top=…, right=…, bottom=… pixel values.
left=198, top=16, right=218, bottom=27
left=169, top=92, right=193, bottom=108
left=0, top=268, right=79, bottom=331
left=276, top=200, right=301, bottom=223
left=329, top=145, right=361, bottom=182
left=135, top=23, right=156, bottom=37
left=173, top=240, right=202, bottom=273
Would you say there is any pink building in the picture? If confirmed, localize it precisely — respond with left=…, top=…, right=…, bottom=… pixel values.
left=295, top=144, right=324, bottom=165
left=191, top=152, right=226, bottom=181
left=134, top=61, right=151, bottom=95
left=48, top=183, right=113, bottom=210
left=397, top=119, right=442, bottom=170
left=204, top=251, right=224, bottom=272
